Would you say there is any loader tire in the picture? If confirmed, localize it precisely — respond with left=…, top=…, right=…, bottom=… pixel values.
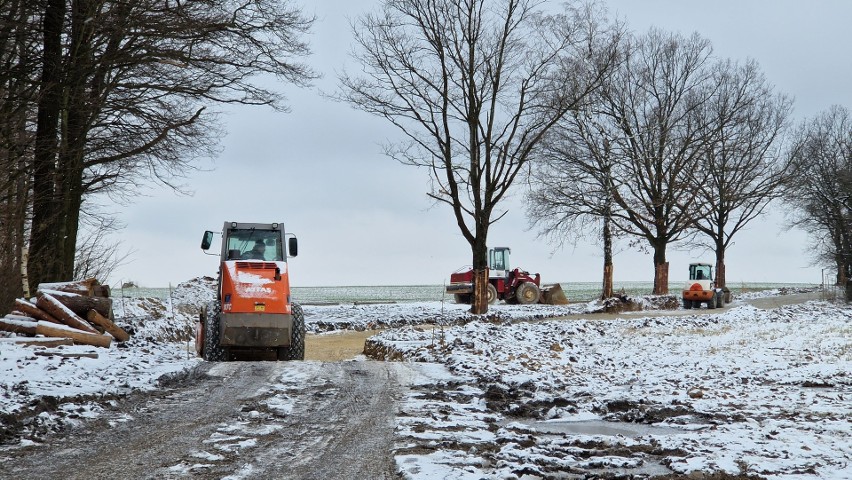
left=486, top=284, right=498, bottom=305
left=278, top=303, right=305, bottom=361
left=202, top=301, right=226, bottom=361
left=707, top=295, right=717, bottom=309
left=683, top=299, right=692, bottom=309
left=515, top=282, right=541, bottom=305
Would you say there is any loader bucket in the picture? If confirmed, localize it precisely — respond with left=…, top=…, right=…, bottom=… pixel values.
left=540, top=283, right=569, bottom=305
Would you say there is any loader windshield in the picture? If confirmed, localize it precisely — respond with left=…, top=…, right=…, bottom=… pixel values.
left=689, top=264, right=712, bottom=281
left=226, top=229, right=284, bottom=261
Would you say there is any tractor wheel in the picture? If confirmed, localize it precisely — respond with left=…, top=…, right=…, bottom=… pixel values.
left=278, top=304, right=305, bottom=361
left=515, top=282, right=541, bottom=305
left=707, top=295, right=717, bottom=309
left=486, top=284, right=498, bottom=305
left=716, top=292, right=725, bottom=308
left=202, top=301, right=226, bottom=361
left=454, top=293, right=471, bottom=304
left=683, top=299, right=692, bottom=309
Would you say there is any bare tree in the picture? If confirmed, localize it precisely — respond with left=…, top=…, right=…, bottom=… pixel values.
left=341, top=0, right=619, bottom=313
left=526, top=107, right=621, bottom=299
left=690, top=59, right=791, bottom=289
left=599, top=29, right=715, bottom=294
left=786, top=105, right=852, bottom=294
left=531, top=29, right=714, bottom=295
left=73, top=216, right=133, bottom=282
left=25, top=0, right=317, bottom=293
left=0, top=0, right=39, bottom=311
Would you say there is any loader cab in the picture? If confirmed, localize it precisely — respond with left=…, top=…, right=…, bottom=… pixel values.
left=689, top=263, right=713, bottom=282
left=200, top=222, right=298, bottom=261
left=489, top=247, right=511, bottom=279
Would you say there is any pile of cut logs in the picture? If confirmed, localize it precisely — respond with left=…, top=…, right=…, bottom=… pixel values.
left=0, top=278, right=129, bottom=348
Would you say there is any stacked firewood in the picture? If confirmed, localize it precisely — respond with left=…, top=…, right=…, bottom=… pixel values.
left=0, top=278, right=129, bottom=348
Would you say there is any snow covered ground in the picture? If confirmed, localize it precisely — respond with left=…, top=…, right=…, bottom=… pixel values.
left=370, top=301, right=852, bottom=479
left=0, top=279, right=207, bottom=444
left=1, top=280, right=848, bottom=479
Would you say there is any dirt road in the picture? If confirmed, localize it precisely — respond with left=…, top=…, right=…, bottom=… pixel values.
left=0, top=361, right=405, bottom=480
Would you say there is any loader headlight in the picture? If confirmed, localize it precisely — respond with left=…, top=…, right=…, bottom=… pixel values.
left=272, top=223, right=278, bottom=228
left=231, top=222, right=237, bottom=228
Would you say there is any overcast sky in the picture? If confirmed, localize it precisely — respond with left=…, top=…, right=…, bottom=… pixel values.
left=109, top=0, right=852, bottom=288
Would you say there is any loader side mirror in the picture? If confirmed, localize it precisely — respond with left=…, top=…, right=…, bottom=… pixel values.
left=201, top=231, right=214, bottom=250
left=288, top=237, right=298, bottom=257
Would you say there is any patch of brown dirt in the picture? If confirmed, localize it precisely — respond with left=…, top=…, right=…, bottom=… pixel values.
left=305, top=330, right=381, bottom=361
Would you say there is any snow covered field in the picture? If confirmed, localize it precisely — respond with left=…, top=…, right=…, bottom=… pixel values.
left=1, top=279, right=849, bottom=479
left=369, top=301, right=852, bottom=479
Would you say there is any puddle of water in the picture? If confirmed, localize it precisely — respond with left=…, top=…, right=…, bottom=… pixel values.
left=501, top=418, right=685, bottom=477
left=512, top=419, right=688, bottom=437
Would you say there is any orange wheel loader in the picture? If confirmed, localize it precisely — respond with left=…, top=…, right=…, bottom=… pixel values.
left=196, top=221, right=303, bottom=361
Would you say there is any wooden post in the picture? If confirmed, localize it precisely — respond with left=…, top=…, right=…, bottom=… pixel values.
left=1, top=337, right=74, bottom=348
left=86, top=310, right=130, bottom=342
left=35, top=321, right=112, bottom=348
left=36, top=294, right=99, bottom=334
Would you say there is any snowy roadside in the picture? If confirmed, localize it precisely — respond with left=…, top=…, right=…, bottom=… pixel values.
left=369, top=301, right=852, bottom=479
left=0, top=278, right=211, bottom=445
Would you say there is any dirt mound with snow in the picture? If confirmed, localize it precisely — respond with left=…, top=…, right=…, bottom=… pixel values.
left=112, top=276, right=216, bottom=343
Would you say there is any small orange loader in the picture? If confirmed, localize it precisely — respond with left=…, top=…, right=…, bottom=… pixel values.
left=196, top=221, right=303, bottom=361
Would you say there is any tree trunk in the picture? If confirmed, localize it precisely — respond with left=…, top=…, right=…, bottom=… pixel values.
left=56, top=0, right=96, bottom=280
left=837, top=259, right=848, bottom=286
left=714, top=240, right=726, bottom=289
left=601, top=212, right=613, bottom=299
left=652, top=243, right=669, bottom=294
left=470, top=234, right=489, bottom=315
left=846, top=280, right=852, bottom=304
left=602, top=264, right=613, bottom=299
left=29, top=0, right=66, bottom=293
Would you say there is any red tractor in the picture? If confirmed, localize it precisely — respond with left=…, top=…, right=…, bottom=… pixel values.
left=446, top=247, right=568, bottom=305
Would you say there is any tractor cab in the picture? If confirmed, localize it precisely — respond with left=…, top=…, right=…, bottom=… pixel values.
left=689, top=263, right=713, bottom=281
left=488, top=247, right=511, bottom=279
